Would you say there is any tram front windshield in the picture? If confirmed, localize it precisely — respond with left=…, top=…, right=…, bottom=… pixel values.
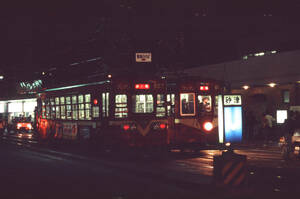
left=132, top=94, right=154, bottom=114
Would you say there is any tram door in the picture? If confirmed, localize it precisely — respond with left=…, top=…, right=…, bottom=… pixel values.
left=166, top=93, right=176, bottom=144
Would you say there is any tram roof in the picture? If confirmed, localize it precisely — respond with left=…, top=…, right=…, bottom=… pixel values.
left=43, top=80, right=110, bottom=92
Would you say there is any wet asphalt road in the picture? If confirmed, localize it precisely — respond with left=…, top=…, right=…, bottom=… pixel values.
left=1, top=132, right=300, bottom=199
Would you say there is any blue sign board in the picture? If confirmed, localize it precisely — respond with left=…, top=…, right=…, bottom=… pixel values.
left=224, top=106, right=243, bottom=143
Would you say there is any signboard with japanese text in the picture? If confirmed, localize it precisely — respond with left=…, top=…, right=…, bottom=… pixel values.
left=223, top=95, right=242, bottom=106
left=135, top=53, right=152, bottom=62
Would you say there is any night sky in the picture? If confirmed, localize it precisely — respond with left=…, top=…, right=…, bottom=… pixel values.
left=0, top=1, right=300, bottom=80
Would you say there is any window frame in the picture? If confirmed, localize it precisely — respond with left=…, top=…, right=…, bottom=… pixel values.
left=180, top=93, right=196, bottom=116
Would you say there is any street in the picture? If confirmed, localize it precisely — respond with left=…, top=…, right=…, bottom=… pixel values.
left=1, top=132, right=300, bottom=199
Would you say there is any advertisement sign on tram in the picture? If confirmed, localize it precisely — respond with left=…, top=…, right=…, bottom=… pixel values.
left=62, top=122, right=78, bottom=140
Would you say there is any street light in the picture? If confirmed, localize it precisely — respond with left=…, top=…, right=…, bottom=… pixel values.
left=268, top=83, right=276, bottom=87
left=242, top=85, right=249, bottom=90
left=0, top=75, right=4, bottom=80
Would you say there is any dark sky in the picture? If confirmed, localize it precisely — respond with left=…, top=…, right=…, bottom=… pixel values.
left=1, top=1, right=300, bottom=79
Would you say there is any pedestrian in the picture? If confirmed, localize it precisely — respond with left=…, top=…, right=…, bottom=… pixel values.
left=282, top=111, right=297, bottom=159
left=262, top=111, right=275, bottom=143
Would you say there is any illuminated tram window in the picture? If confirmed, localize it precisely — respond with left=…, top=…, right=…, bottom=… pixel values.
left=51, top=106, right=55, bottom=119
left=66, top=96, right=71, bottom=104
left=66, top=105, right=72, bottom=119
left=72, top=95, right=77, bottom=104
left=102, top=93, right=109, bottom=117
left=156, top=94, right=166, bottom=117
left=198, top=95, right=212, bottom=112
left=61, top=105, right=66, bottom=119
left=72, top=95, right=78, bottom=120
left=85, top=103, right=91, bottom=120
left=56, top=106, right=60, bottom=119
left=180, top=93, right=195, bottom=116
left=50, top=98, right=55, bottom=119
left=167, top=94, right=175, bottom=116
left=115, top=94, right=128, bottom=118
left=92, top=106, right=100, bottom=118
left=72, top=104, right=78, bottom=120
left=79, top=103, right=85, bottom=120
left=60, top=97, right=65, bottom=105
left=85, top=94, right=91, bottom=103
left=55, top=97, right=60, bottom=105
left=132, top=94, right=154, bottom=113
left=78, top=95, right=84, bottom=103
left=46, top=105, right=50, bottom=119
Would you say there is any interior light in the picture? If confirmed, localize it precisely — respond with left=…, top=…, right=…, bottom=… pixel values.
left=203, top=122, right=213, bottom=131
left=268, top=83, right=276, bottom=87
left=243, top=85, right=249, bottom=90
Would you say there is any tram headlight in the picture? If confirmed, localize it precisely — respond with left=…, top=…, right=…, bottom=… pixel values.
left=27, top=123, right=32, bottom=130
left=203, top=121, right=213, bottom=132
left=17, top=123, right=22, bottom=129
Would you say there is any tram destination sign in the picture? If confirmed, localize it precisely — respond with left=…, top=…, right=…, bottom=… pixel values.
left=224, top=95, right=242, bottom=106
left=135, top=53, right=152, bottom=62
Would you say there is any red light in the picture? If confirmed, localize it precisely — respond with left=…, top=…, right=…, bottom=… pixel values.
left=159, top=123, right=166, bottom=129
left=200, top=86, right=209, bottom=91
left=203, top=122, right=213, bottom=131
left=135, top=84, right=150, bottom=90
left=123, top=124, right=130, bottom=131
left=93, top=99, right=98, bottom=105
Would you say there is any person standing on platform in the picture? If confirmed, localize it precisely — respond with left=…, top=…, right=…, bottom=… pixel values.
left=262, top=112, right=275, bottom=143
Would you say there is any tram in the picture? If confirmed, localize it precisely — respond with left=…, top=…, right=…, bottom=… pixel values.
left=36, top=74, right=225, bottom=149
left=167, top=77, right=224, bottom=150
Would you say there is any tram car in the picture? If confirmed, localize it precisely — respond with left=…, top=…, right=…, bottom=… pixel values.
left=166, top=76, right=224, bottom=150
left=36, top=74, right=224, bottom=149
left=37, top=75, right=169, bottom=148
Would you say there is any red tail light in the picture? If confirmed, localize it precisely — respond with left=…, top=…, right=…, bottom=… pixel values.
left=123, top=124, right=130, bottom=131
left=203, top=122, right=213, bottom=131
left=159, top=123, right=166, bottom=129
